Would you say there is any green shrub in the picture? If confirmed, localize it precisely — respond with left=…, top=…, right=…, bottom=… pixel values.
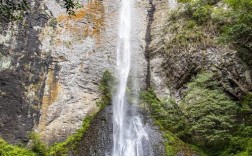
left=140, top=90, right=205, bottom=155
left=98, top=70, right=114, bottom=98
left=178, top=0, right=215, bottom=23
left=238, top=93, right=252, bottom=125
left=182, top=72, right=238, bottom=150
left=28, top=132, right=47, bottom=156
left=140, top=90, right=189, bottom=139
left=178, top=0, right=252, bottom=50
left=140, top=71, right=251, bottom=155
left=220, top=0, right=252, bottom=49
left=96, top=70, right=115, bottom=108
left=193, top=5, right=213, bottom=24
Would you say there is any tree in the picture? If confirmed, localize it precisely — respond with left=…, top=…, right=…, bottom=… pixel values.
left=182, top=72, right=238, bottom=150
left=221, top=0, right=252, bottom=51
left=0, top=0, right=80, bottom=22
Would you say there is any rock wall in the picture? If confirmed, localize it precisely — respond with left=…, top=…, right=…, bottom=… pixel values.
left=0, top=0, right=50, bottom=144
left=0, top=0, right=150, bottom=145
left=147, top=0, right=171, bottom=99
left=75, top=105, right=165, bottom=156
left=37, top=0, right=116, bottom=144
left=37, top=0, right=150, bottom=145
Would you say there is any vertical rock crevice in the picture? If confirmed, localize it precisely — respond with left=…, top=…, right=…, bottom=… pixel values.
left=145, top=0, right=155, bottom=89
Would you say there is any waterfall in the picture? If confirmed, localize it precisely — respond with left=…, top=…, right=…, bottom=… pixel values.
left=112, top=0, right=153, bottom=156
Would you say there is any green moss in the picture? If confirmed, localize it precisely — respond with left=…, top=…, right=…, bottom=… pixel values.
left=0, top=138, right=36, bottom=156
left=140, top=90, right=189, bottom=138
left=46, top=115, right=94, bottom=156
left=28, top=132, right=47, bottom=156
left=162, top=125, right=206, bottom=156
left=163, top=132, right=177, bottom=156
left=96, top=70, right=115, bottom=109
left=0, top=112, right=98, bottom=156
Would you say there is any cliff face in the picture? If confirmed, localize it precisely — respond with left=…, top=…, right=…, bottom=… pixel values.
left=146, top=0, right=252, bottom=155
left=1, top=0, right=250, bottom=154
left=0, top=0, right=149, bottom=145
left=149, top=0, right=252, bottom=100
left=38, top=0, right=150, bottom=145
left=0, top=0, right=50, bottom=144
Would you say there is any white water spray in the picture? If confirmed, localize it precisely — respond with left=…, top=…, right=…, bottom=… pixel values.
left=112, top=0, right=153, bottom=156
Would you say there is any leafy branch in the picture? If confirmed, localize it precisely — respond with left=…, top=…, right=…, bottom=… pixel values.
left=0, top=0, right=81, bottom=22
left=0, top=0, right=29, bottom=21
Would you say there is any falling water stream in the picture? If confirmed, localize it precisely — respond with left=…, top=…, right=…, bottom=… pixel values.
left=112, top=0, right=153, bottom=156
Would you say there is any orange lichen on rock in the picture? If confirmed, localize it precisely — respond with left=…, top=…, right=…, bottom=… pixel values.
left=42, top=70, right=61, bottom=105
left=38, top=69, right=61, bottom=133
left=56, top=0, right=105, bottom=41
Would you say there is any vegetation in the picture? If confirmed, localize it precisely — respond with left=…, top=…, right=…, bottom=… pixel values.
left=0, top=0, right=28, bottom=21
left=96, top=70, right=115, bottom=109
left=140, top=90, right=204, bottom=155
left=0, top=115, right=95, bottom=156
left=141, top=71, right=252, bottom=155
left=0, top=0, right=81, bottom=21
left=0, top=138, right=36, bottom=156
left=150, top=1, right=252, bottom=154
left=140, top=90, right=188, bottom=139
left=28, top=132, right=47, bottom=156
left=221, top=0, right=252, bottom=49
left=177, top=0, right=252, bottom=50
left=182, top=72, right=238, bottom=152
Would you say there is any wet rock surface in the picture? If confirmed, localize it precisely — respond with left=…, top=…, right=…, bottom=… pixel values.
left=76, top=106, right=113, bottom=156
left=76, top=105, right=165, bottom=156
